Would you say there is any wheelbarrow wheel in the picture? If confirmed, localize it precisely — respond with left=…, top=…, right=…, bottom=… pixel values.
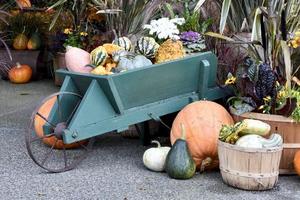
left=25, top=92, right=95, bottom=173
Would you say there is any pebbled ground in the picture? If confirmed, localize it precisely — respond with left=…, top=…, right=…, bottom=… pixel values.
left=0, top=79, right=300, bottom=200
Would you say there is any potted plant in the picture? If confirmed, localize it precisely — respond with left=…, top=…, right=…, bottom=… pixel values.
left=215, top=0, right=300, bottom=174
left=0, top=6, right=12, bottom=79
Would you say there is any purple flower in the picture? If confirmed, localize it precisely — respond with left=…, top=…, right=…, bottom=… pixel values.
left=180, top=31, right=201, bottom=42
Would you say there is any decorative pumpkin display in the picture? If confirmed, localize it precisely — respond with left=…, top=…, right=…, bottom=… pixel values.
left=103, top=43, right=124, bottom=55
left=112, top=37, right=132, bottom=51
left=16, top=0, right=31, bottom=8
left=8, top=63, right=32, bottom=84
left=294, top=150, right=300, bottom=176
left=27, top=32, right=41, bottom=50
left=13, top=33, right=28, bottom=50
left=143, top=141, right=171, bottom=172
left=90, top=46, right=108, bottom=67
left=165, top=124, right=196, bottom=179
left=34, top=97, right=85, bottom=149
left=65, top=46, right=93, bottom=73
left=235, top=134, right=283, bottom=148
left=170, top=101, right=234, bottom=171
left=155, top=39, right=185, bottom=63
left=91, top=66, right=113, bottom=75
left=135, top=37, right=160, bottom=59
left=112, top=50, right=152, bottom=72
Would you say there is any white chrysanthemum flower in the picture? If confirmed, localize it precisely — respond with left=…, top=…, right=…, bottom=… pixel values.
left=143, top=17, right=185, bottom=40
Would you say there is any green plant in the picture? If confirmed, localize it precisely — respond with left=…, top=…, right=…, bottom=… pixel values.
left=0, top=6, right=12, bottom=76
left=208, top=0, right=300, bottom=120
left=6, top=12, right=44, bottom=40
left=96, top=0, right=163, bottom=39
left=164, top=0, right=213, bottom=34
left=63, top=28, right=88, bottom=49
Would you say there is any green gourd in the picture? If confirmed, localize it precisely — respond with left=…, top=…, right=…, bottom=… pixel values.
left=27, top=31, right=42, bottom=50
left=90, top=46, right=108, bottom=67
left=112, top=37, right=132, bottom=51
left=165, top=124, right=196, bottom=179
left=135, top=37, right=160, bottom=59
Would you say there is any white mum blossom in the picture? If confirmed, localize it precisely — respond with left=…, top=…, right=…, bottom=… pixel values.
left=143, top=17, right=185, bottom=40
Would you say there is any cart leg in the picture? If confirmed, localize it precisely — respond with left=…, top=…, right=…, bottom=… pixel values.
left=135, top=122, right=151, bottom=146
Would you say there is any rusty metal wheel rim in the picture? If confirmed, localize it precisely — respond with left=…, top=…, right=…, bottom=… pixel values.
left=25, top=92, right=94, bottom=173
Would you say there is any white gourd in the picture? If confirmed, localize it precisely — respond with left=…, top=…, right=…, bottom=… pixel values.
left=236, top=135, right=264, bottom=148
left=143, top=141, right=171, bottom=172
left=236, top=134, right=283, bottom=148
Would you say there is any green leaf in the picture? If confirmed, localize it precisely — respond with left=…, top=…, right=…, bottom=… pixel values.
left=251, top=8, right=262, bottom=42
left=164, top=3, right=175, bottom=18
left=49, top=6, right=63, bottom=31
left=281, top=40, right=292, bottom=90
left=219, top=0, right=232, bottom=34
left=47, top=0, right=67, bottom=10
left=194, top=0, right=206, bottom=13
left=205, top=32, right=235, bottom=41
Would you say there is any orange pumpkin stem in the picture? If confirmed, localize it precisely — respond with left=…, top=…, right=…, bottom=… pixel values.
left=180, top=123, right=186, bottom=140
left=200, top=157, right=213, bottom=173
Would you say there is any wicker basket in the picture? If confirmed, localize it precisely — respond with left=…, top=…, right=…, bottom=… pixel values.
left=233, top=112, right=300, bottom=174
left=218, top=140, right=283, bottom=190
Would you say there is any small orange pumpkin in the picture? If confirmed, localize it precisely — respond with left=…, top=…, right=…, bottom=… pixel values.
left=34, top=97, right=85, bottom=149
left=16, top=0, right=31, bottom=8
left=8, top=63, right=32, bottom=84
left=294, top=150, right=300, bottom=175
left=170, top=101, right=234, bottom=171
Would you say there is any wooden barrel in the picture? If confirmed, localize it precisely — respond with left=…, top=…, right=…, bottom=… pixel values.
left=233, top=112, right=300, bottom=174
left=218, top=140, right=282, bottom=190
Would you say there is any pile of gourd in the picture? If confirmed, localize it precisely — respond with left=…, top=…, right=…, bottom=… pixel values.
left=65, top=36, right=186, bottom=75
left=142, top=100, right=235, bottom=180
left=219, top=119, right=283, bottom=148
left=143, top=124, right=196, bottom=180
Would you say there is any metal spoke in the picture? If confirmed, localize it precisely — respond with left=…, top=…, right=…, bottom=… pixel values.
left=26, top=91, right=90, bottom=173
left=36, top=112, right=56, bottom=128
left=40, top=138, right=58, bottom=167
left=78, top=142, right=89, bottom=151
left=66, top=100, right=81, bottom=125
left=31, top=133, right=55, bottom=143
left=62, top=145, right=68, bottom=168
left=57, top=95, right=62, bottom=122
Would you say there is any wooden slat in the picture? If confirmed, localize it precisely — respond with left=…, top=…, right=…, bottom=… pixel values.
left=218, top=141, right=282, bottom=190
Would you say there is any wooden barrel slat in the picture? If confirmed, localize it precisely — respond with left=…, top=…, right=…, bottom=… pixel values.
left=232, top=113, right=300, bottom=174
left=218, top=140, right=282, bottom=191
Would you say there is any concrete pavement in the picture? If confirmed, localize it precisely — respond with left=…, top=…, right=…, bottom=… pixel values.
left=0, top=79, right=300, bottom=200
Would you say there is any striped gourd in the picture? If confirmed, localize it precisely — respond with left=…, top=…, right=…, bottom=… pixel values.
left=112, top=37, right=132, bottom=51
left=135, top=37, right=160, bottom=59
left=90, top=46, right=108, bottom=67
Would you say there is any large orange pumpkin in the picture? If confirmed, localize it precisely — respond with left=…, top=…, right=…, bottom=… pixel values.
left=294, top=150, right=300, bottom=175
left=8, top=63, right=32, bottom=84
left=34, top=97, right=84, bottom=149
left=170, top=101, right=234, bottom=171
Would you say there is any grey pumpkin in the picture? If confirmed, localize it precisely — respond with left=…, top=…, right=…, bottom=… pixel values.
left=112, top=50, right=152, bottom=72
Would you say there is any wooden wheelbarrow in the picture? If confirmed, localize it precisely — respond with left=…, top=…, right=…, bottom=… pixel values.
left=25, top=52, right=228, bottom=172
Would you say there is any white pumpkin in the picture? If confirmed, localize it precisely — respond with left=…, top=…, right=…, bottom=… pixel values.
left=143, top=141, right=171, bottom=172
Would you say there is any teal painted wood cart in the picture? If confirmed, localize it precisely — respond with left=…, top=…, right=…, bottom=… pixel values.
left=25, top=51, right=227, bottom=172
